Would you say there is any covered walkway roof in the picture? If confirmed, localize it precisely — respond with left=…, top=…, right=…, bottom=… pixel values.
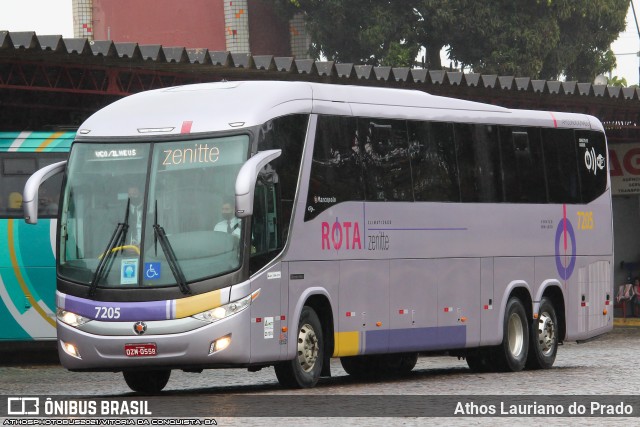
left=1, top=30, right=639, bottom=143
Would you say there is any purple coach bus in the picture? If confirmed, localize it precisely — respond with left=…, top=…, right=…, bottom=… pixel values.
left=24, top=81, right=613, bottom=392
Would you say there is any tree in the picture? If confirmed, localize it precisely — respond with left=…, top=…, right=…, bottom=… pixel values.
left=541, top=0, right=627, bottom=82
left=443, top=0, right=561, bottom=76
left=274, top=0, right=420, bottom=66
left=277, top=0, right=628, bottom=80
left=443, top=0, right=627, bottom=79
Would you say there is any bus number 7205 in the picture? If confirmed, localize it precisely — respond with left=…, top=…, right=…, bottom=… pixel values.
left=94, top=307, right=121, bottom=320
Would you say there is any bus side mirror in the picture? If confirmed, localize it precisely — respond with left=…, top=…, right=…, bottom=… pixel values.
left=235, top=150, right=281, bottom=218
left=23, top=160, right=67, bottom=224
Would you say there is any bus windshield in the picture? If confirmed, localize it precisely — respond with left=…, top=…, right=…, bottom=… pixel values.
left=59, top=135, right=250, bottom=289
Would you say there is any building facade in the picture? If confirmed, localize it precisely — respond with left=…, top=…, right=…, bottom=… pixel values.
left=72, top=0, right=311, bottom=57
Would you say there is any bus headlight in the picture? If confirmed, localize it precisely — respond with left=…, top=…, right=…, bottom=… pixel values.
left=60, top=340, right=82, bottom=359
left=57, top=308, right=91, bottom=327
left=210, top=334, right=232, bottom=354
left=192, top=289, right=260, bottom=323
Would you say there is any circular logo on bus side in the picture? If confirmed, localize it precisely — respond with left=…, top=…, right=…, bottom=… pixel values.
left=133, top=322, right=147, bottom=335
left=554, top=213, right=576, bottom=281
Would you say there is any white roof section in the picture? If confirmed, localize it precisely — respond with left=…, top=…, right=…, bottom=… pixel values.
left=78, top=81, right=313, bottom=137
left=77, top=81, right=601, bottom=138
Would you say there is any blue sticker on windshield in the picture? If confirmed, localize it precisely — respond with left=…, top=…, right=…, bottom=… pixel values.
left=145, top=262, right=161, bottom=280
left=121, top=259, right=138, bottom=285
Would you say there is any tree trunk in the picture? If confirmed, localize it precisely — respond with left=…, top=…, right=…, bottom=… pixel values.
left=426, top=44, right=442, bottom=70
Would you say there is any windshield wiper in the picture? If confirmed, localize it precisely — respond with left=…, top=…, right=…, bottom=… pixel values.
left=88, top=198, right=130, bottom=297
left=154, top=200, right=159, bottom=256
left=153, top=204, right=190, bottom=295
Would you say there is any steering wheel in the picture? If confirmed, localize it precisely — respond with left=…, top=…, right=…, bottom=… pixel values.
left=98, top=245, right=140, bottom=259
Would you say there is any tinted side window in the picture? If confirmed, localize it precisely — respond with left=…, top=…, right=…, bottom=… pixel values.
left=576, top=130, right=607, bottom=203
left=542, top=128, right=581, bottom=203
left=249, top=181, right=279, bottom=275
left=0, top=153, right=66, bottom=218
left=305, top=115, right=362, bottom=221
left=358, top=118, right=413, bottom=201
left=408, top=121, right=459, bottom=202
left=256, top=114, right=308, bottom=244
left=500, top=127, right=546, bottom=203
left=456, top=124, right=502, bottom=202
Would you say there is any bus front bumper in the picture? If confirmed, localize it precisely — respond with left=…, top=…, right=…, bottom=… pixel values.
left=56, top=308, right=251, bottom=371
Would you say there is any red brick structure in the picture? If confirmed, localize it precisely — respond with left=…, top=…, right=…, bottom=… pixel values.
left=82, top=0, right=297, bottom=56
left=91, top=0, right=227, bottom=51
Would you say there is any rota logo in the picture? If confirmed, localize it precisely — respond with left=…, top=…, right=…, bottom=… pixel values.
left=321, top=219, right=362, bottom=250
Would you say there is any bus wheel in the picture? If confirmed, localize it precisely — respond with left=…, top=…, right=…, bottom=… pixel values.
left=466, top=350, right=495, bottom=372
left=340, top=356, right=372, bottom=378
left=496, top=297, right=529, bottom=372
left=274, top=306, right=323, bottom=388
left=526, top=297, right=558, bottom=370
left=381, top=352, right=418, bottom=375
left=123, top=369, right=171, bottom=393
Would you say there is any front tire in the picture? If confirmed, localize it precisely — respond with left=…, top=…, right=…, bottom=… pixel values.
left=495, top=297, right=529, bottom=372
left=123, top=369, right=171, bottom=393
left=526, top=297, right=558, bottom=369
left=274, top=306, right=323, bottom=388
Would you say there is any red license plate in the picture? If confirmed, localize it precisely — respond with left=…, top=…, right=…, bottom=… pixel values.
left=124, top=343, right=157, bottom=357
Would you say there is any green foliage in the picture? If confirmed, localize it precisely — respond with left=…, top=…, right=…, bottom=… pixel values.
left=541, top=0, right=628, bottom=81
left=445, top=0, right=560, bottom=76
left=274, top=0, right=420, bottom=65
left=275, top=0, right=629, bottom=80
left=380, top=42, right=418, bottom=67
left=608, top=75, right=628, bottom=87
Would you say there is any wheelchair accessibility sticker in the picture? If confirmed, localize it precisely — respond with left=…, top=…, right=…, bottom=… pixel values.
left=121, top=259, right=139, bottom=284
left=145, top=262, right=161, bottom=280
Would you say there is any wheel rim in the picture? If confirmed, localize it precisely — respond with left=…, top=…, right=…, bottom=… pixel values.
left=297, top=322, right=319, bottom=372
left=508, top=312, right=524, bottom=357
left=536, top=311, right=556, bottom=356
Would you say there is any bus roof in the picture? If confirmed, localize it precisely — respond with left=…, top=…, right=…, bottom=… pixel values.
left=77, top=81, right=602, bottom=138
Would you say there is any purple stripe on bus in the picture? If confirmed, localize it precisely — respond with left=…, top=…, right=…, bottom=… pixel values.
left=368, top=228, right=468, bottom=231
left=388, top=326, right=466, bottom=352
left=364, top=329, right=390, bottom=354
left=60, top=292, right=172, bottom=321
left=364, top=326, right=466, bottom=354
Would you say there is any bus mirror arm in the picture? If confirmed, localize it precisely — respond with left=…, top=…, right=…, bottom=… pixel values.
left=23, top=160, right=67, bottom=225
left=234, top=150, right=281, bottom=218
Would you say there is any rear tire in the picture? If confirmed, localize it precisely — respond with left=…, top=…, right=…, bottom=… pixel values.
left=381, top=352, right=418, bottom=375
left=274, top=306, right=323, bottom=388
left=526, top=297, right=558, bottom=369
left=340, top=355, right=372, bottom=378
left=466, top=350, right=496, bottom=373
left=341, top=353, right=417, bottom=378
left=495, top=297, right=529, bottom=372
left=123, top=369, right=170, bottom=393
